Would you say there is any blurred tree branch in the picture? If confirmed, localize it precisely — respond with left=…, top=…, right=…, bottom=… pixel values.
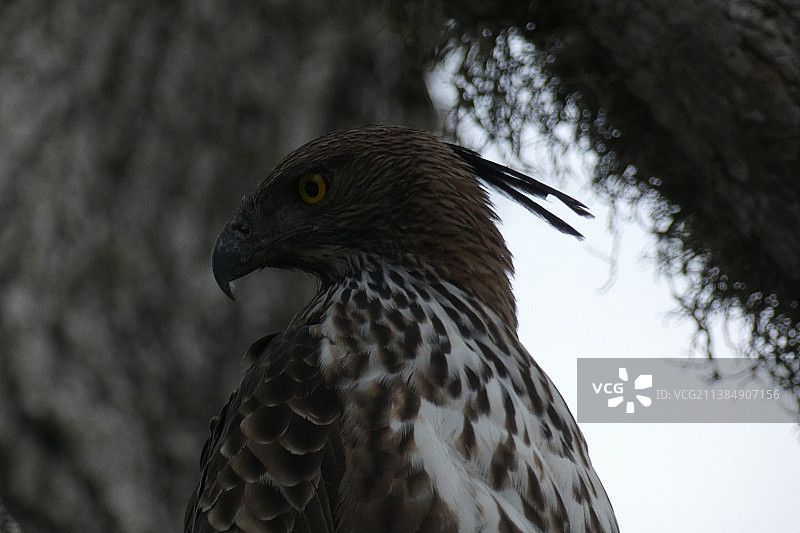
left=389, top=0, right=800, bottom=411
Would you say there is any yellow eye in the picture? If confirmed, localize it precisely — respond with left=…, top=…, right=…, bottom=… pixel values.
left=298, top=173, right=327, bottom=204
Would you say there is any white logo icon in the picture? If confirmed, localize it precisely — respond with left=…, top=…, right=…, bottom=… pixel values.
left=608, top=368, right=653, bottom=413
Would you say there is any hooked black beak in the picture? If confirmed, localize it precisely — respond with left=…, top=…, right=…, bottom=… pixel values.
left=211, top=225, right=259, bottom=300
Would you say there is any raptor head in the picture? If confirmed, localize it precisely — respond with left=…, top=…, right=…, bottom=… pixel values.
left=211, top=125, right=591, bottom=325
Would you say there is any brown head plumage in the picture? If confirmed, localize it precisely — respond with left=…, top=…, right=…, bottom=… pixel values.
left=211, top=125, right=591, bottom=326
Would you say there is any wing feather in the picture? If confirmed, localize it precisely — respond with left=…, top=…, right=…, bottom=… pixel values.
left=185, top=330, right=342, bottom=533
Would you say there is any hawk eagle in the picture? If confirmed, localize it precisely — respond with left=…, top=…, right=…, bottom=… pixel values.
left=186, top=125, right=618, bottom=532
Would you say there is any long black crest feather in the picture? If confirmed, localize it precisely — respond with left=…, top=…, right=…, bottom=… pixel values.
left=448, top=144, right=593, bottom=240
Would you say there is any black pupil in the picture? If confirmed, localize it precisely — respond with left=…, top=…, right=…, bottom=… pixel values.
left=304, top=178, right=320, bottom=198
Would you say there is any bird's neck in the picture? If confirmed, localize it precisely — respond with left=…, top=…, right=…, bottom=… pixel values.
left=318, top=253, right=517, bottom=331
left=421, top=250, right=517, bottom=331
left=306, top=257, right=521, bottom=383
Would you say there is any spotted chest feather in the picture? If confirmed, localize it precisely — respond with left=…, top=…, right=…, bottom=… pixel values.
left=311, top=259, right=618, bottom=533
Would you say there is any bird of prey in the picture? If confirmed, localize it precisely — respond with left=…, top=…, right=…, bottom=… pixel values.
left=186, top=125, right=618, bottom=533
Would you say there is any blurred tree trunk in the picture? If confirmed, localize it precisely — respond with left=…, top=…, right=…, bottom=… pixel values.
left=0, top=495, right=21, bottom=533
left=0, top=1, right=433, bottom=531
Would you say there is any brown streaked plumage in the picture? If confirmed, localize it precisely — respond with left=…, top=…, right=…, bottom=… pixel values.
left=187, top=125, right=617, bottom=533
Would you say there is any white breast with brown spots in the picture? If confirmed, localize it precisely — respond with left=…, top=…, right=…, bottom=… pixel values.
left=312, top=259, right=618, bottom=533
